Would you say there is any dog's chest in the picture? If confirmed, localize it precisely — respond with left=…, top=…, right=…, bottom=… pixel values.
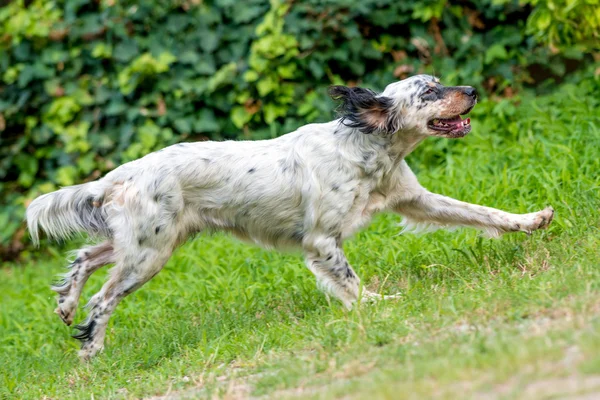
left=336, top=177, right=390, bottom=238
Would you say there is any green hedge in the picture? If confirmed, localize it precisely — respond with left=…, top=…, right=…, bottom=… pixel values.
left=0, top=0, right=598, bottom=259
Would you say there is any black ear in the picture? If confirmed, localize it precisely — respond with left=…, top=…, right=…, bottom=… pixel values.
left=328, top=86, right=398, bottom=134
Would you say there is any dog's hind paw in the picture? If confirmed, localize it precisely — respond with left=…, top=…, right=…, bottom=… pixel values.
left=54, top=305, right=74, bottom=326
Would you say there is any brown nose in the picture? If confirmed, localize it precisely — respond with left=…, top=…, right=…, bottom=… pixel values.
left=463, top=87, right=478, bottom=100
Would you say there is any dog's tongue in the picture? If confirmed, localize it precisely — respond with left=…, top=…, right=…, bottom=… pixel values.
left=446, top=116, right=470, bottom=128
left=431, top=116, right=471, bottom=130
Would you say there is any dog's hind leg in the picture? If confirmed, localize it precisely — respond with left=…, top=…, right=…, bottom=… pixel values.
left=70, top=177, right=185, bottom=359
left=52, top=241, right=114, bottom=326
left=73, top=240, right=175, bottom=360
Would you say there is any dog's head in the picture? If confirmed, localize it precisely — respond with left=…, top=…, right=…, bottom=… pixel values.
left=329, top=74, right=477, bottom=138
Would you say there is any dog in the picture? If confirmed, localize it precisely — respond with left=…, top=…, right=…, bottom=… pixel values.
left=27, top=74, right=554, bottom=360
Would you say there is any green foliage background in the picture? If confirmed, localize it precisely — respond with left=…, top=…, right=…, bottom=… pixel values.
left=0, top=0, right=598, bottom=258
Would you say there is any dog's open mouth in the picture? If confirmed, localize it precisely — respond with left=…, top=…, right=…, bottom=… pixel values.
left=427, top=114, right=472, bottom=138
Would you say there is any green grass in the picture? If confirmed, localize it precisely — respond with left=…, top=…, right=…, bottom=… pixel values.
left=2, top=81, right=600, bottom=399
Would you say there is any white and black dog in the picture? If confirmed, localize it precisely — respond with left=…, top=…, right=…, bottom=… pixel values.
left=27, top=74, right=554, bottom=359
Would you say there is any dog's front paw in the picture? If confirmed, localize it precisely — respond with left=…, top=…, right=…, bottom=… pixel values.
left=78, top=343, right=103, bottom=362
left=535, top=206, right=555, bottom=230
left=514, top=206, right=554, bottom=234
left=361, top=290, right=402, bottom=304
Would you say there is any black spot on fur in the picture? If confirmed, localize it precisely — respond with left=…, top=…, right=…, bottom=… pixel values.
left=331, top=185, right=339, bottom=192
left=59, top=298, right=64, bottom=304
left=329, top=85, right=398, bottom=134
left=326, top=254, right=333, bottom=261
left=345, top=267, right=355, bottom=279
left=138, top=236, right=147, bottom=246
left=155, top=226, right=161, bottom=234
left=247, top=168, right=256, bottom=174
left=72, top=319, right=96, bottom=342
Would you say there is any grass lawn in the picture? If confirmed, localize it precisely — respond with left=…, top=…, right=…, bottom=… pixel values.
left=1, top=81, right=599, bottom=399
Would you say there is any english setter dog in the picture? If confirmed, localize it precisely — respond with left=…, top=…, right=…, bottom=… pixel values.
left=27, top=74, right=554, bottom=359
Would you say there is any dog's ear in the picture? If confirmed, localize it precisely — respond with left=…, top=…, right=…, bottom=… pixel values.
left=328, top=86, right=399, bottom=134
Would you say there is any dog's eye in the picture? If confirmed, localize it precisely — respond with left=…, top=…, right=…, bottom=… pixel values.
left=423, top=88, right=434, bottom=95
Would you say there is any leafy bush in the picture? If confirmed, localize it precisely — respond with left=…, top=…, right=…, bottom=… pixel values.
left=517, top=0, right=600, bottom=49
left=0, top=0, right=598, bottom=259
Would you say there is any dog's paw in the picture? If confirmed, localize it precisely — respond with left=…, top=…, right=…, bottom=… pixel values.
left=534, top=206, right=555, bottom=230
left=361, top=291, right=402, bottom=304
left=78, top=343, right=103, bottom=362
left=54, top=304, right=75, bottom=326
left=514, top=206, right=554, bottom=234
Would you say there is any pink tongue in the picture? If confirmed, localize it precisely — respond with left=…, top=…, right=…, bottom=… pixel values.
left=447, top=116, right=463, bottom=126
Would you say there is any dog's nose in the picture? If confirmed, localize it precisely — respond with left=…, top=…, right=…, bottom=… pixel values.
left=463, top=87, right=478, bottom=100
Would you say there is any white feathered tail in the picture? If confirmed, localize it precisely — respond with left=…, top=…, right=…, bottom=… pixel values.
left=26, top=181, right=111, bottom=246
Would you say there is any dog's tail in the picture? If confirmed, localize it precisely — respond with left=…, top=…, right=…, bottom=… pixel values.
left=26, top=181, right=111, bottom=246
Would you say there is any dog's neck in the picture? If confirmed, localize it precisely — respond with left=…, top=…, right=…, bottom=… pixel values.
left=334, top=123, right=426, bottom=177
left=335, top=123, right=425, bottom=157
left=390, top=129, right=427, bottom=159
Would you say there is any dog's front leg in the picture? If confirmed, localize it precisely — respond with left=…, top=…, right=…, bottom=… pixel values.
left=304, top=235, right=360, bottom=310
left=303, top=235, right=399, bottom=309
left=392, top=191, right=554, bottom=237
